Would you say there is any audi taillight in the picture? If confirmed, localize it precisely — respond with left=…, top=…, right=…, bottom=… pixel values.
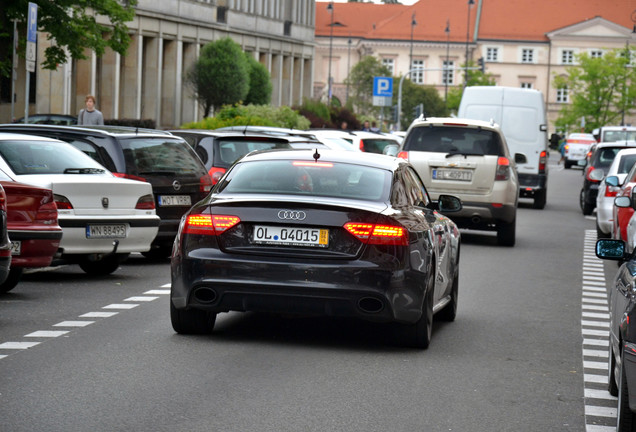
left=35, top=200, right=58, bottom=224
left=136, top=194, right=155, bottom=210
left=184, top=214, right=240, bottom=235
left=344, top=222, right=408, bottom=246
left=208, top=167, right=226, bottom=185
left=113, top=172, right=147, bottom=182
left=53, top=194, right=73, bottom=210
left=397, top=151, right=409, bottom=160
left=538, top=150, right=547, bottom=173
left=200, top=174, right=213, bottom=192
left=495, top=157, right=511, bottom=181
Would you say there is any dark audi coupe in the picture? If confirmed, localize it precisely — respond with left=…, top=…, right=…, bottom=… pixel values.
left=171, top=149, right=462, bottom=348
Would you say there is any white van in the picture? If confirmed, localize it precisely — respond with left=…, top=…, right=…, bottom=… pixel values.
left=458, top=86, right=549, bottom=209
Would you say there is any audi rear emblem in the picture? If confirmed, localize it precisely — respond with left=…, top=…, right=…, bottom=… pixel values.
left=278, top=210, right=306, bottom=221
left=172, top=180, right=181, bottom=191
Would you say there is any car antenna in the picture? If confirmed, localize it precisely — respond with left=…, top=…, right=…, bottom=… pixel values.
left=313, top=149, right=321, bottom=162
left=243, top=125, right=248, bottom=135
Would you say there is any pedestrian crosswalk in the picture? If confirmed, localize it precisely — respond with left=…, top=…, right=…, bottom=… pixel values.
left=583, top=230, right=617, bottom=431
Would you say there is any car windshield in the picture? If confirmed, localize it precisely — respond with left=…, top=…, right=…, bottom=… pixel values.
left=120, top=137, right=205, bottom=176
left=0, top=139, right=107, bottom=175
left=617, top=154, right=636, bottom=174
left=404, top=126, right=503, bottom=156
left=602, top=130, right=636, bottom=142
left=216, top=159, right=391, bottom=201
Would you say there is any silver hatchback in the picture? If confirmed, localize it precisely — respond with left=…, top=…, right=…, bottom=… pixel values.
left=398, top=117, right=523, bottom=246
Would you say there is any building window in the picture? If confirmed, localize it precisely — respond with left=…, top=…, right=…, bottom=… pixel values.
left=284, top=20, right=292, bottom=36
left=556, top=86, right=569, bottom=103
left=411, top=59, right=424, bottom=84
left=521, top=49, right=534, bottom=63
left=442, top=60, right=454, bottom=85
left=561, top=50, right=574, bottom=65
left=382, top=58, right=394, bottom=76
left=590, top=50, right=603, bottom=59
left=486, top=47, right=499, bottom=62
left=521, top=82, right=533, bottom=89
left=217, top=6, right=227, bottom=23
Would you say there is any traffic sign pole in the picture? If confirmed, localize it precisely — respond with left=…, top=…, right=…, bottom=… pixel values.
left=25, top=2, right=37, bottom=123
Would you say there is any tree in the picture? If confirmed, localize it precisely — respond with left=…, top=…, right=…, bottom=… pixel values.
left=554, top=48, right=636, bottom=133
left=345, top=55, right=392, bottom=116
left=446, top=60, right=496, bottom=114
left=397, top=80, right=448, bottom=127
left=244, top=54, right=273, bottom=105
left=0, top=0, right=137, bottom=78
left=185, top=38, right=249, bottom=118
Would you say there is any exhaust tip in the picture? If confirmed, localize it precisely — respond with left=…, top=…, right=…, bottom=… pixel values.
left=471, top=215, right=481, bottom=224
left=193, top=287, right=217, bottom=304
left=358, top=297, right=384, bottom=314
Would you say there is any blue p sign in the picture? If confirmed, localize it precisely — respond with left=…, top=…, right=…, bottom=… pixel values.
left=27, top=3, right=38, bottom=43
left=373, top=77, right=393, bottom=97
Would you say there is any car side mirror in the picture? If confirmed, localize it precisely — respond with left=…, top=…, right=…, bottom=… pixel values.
left=514, top=153, right=527, bottom=164
left=605, top=175, right=620, bottom=187
left=436, top=194, right=462, bottom=213
left=539, top=124, right=547, bottom=132
left=615, top=196, right=631, bottom=208
left=596, top=239, right=627, bottom=260
left=589, top=169, right=605, bottom=181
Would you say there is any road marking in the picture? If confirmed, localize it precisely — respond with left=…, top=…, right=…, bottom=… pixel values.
left=103, top=303, right=139, bottom=310
left=584, top=349, right=608, bottom=358
left=0, top=341, right=40, bottom=349
left=24, top=331, right=69, bottom=338
left=54, top=321, right=94, bottom=327
left=124, top=296, right=158, bottom=302
left=145, top=289, right=170, bottom=295
left=585, top=374, right=608, bottom=384
left=80, top=312, right=119, bottom=318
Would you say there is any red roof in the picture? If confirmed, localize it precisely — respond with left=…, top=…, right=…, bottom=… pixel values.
left=315, top=0, right=635, bottom=42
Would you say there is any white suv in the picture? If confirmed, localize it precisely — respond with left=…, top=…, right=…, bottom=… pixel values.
left=398, top=117, right=523, bottom=246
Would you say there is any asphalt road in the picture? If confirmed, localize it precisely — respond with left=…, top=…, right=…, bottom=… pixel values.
left=0, top=153, right=597, bottom=431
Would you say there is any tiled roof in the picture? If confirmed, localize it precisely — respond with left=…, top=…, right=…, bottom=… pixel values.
left=315, top=0, right=635, bottom=42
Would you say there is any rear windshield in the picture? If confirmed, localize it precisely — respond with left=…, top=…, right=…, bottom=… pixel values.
left=0, top=139, right=107, bottom=175
left=602, top=130, right=636, bottom=142
left=361, top=139, right=398, bottom=154
left=216, top=160, right=391, bottom=201
left=618, top=154, right=636, bottom=174
left=403, top=126, right=504, bottom=156
left=120, top=137, right=206, bottom=176
left=594, top=147, right=629, bottom=169
left=213, top=139, right=290, bottom=167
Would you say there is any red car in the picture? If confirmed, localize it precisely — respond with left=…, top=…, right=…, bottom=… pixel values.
left=613, top=165, right=636, bottom=241
left=0, top=170, right=63, bottom=293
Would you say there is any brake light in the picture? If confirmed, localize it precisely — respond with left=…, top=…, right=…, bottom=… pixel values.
left=564, top=144, right=570, bottom=152
left=605, top=187, right=619, bottom=198
left=344, top=222, right=408, bottom=246
left=208, top=167, right=226, bottom=185
left=200, top=174, right=213, bottom=193
left=293, top=161, right=334, bottom=168
left=136, top=194, right=155, bottom=210
left=360, top=140, right=365, bottom=151
left=53, top=194, right=73, bottom=210
left=538, top=150, right=547, bottom=173
left=184, top=214, right=240, bottom=235
left=397, top=151, right=409, bottom=160
left=35, top=201, right=59, bottom=224
left=113, top=172, right=147, bottom=182
left=495, top=157, right=510, bottom=181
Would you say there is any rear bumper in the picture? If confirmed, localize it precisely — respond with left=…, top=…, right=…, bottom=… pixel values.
left=624, top=342, right=636, bottom=412
left=171, top=249, right=429, bottom=324
left=518, top=173, right=547, bottom=197
left=442, top=202, right=517, bottom=229
left=8, top=229, right=63, bottom=268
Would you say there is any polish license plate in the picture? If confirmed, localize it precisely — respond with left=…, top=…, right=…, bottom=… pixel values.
left=253, top=226, right=329, bottom=247
left=10, top=241, right=21, bottom=255
left=159, top=195, right=192, bottom=206
left=432, top=168, right=472, bottom=181
left=86, top=224, right=128, bottom=239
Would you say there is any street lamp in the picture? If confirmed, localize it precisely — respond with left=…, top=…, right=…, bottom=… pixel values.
left=346, top=36, right=352, bottom=104
left=327, top=2, right=334, bottom=105
left=444, top=19, right=450, bottom=103
left=465, top=0, right=474, bottom=88
left=409, top=13, right=417, bottom=72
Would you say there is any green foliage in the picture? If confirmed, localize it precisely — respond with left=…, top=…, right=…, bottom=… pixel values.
left=185, top=38, right=250, bottom=117
left=345, top=56, right=392, bottom=116
left=0, top=0, right=137, bottom=76
left=446, top=60, right=496, bottom=114
left=397, top=80, right=448, bottom=127
left=244, top=54, right=272, bottom=105
left=294, top=98, right=333, bottom=128
left=554, top=49, right=636, bottom=133
left=181, top=104, right=310, bottom=130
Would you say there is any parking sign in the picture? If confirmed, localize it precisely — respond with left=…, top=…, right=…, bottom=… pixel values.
left=27, top=3, right=38, bottom=43
left=373, top=77, right=393, bottom=97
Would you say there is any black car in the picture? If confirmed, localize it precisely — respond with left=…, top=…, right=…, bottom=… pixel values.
left=0, top=124, right=211, bottom=258
left=170, top=149, right=462, bottom=348
left=13, top=114, right=77, bottom=126
left=596, top=238, right=636, bottom=430
left=581, top=141, right=636, bottom=215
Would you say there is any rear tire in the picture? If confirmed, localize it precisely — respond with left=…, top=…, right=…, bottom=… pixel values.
left=497, top=218, right=516, bottom=247
left=596, top=221, right=610, bottom=239
left=78, top=253, right=129, bottom=275
left=170, top=301, right=217, bottom=334
left=437, top=267, right=458, bottom=322
left=401, top=271, right=434, bottom=349
left=609, top=344, right=619, bottom=397
left=532, top=189, right=547, bottom=210
left=0, top=268, right=23, bottom=294
left=617, top=347, right=636, bottom=431
left=580, top=189, right=594, bottom=215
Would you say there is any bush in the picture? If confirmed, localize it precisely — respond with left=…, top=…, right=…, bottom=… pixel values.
left=181, top=104, right=310, bottom=130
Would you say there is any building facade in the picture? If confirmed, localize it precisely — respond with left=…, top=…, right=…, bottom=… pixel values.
left=2, top=0, right=316, bottom=128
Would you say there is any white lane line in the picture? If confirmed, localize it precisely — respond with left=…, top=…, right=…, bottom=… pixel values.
left=585, top=360, right=609, bottom=370
left=24, top=331, right=69, bottom=338
left=584, top=349, right=609, bottom=358
left=53, top=321, right=94, bottom=327
left=583, top=286, right=607, bottom=293
left=586, top=426, right=616, bottom=432
left=582, top=320, right=610, bottom=328
left=145, top=289, right=170, bottom=295
left=583, top=298, right=608, bottom=305
left=583, top=312, right=610, bottom=319
left=103, top=303, right=139, bottom=310
left=585, top=388, right=617, bottom=400
left=124, top=296, right=158, bottom=302
left=584, top=339, right=610, bottom=347
left=0, top=341, right=41, bottom=349
left=80, top=312, right=119, bottom=318
left=583, top=292, right=609, bottom=298
left=585, top=374, right=608, bottom=384
left=583, top=305, right=611, bottom=311
left=582, top=328, right=610, bottom=337
left=585, top=405, right=618, bottom=417
left=161, top=283, right=171, bottom=288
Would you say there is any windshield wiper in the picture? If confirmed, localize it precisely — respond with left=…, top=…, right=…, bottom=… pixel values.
left=445, top=151, right=485, bottom=158
left=138, top=170, right=177, bottom=176
left=63, top=167, right=105, bottom=174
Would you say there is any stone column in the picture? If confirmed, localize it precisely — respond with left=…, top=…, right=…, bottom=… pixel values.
left=161, top=38, right=177, bottom=128
left=141, top=36, right=160, bottom=123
